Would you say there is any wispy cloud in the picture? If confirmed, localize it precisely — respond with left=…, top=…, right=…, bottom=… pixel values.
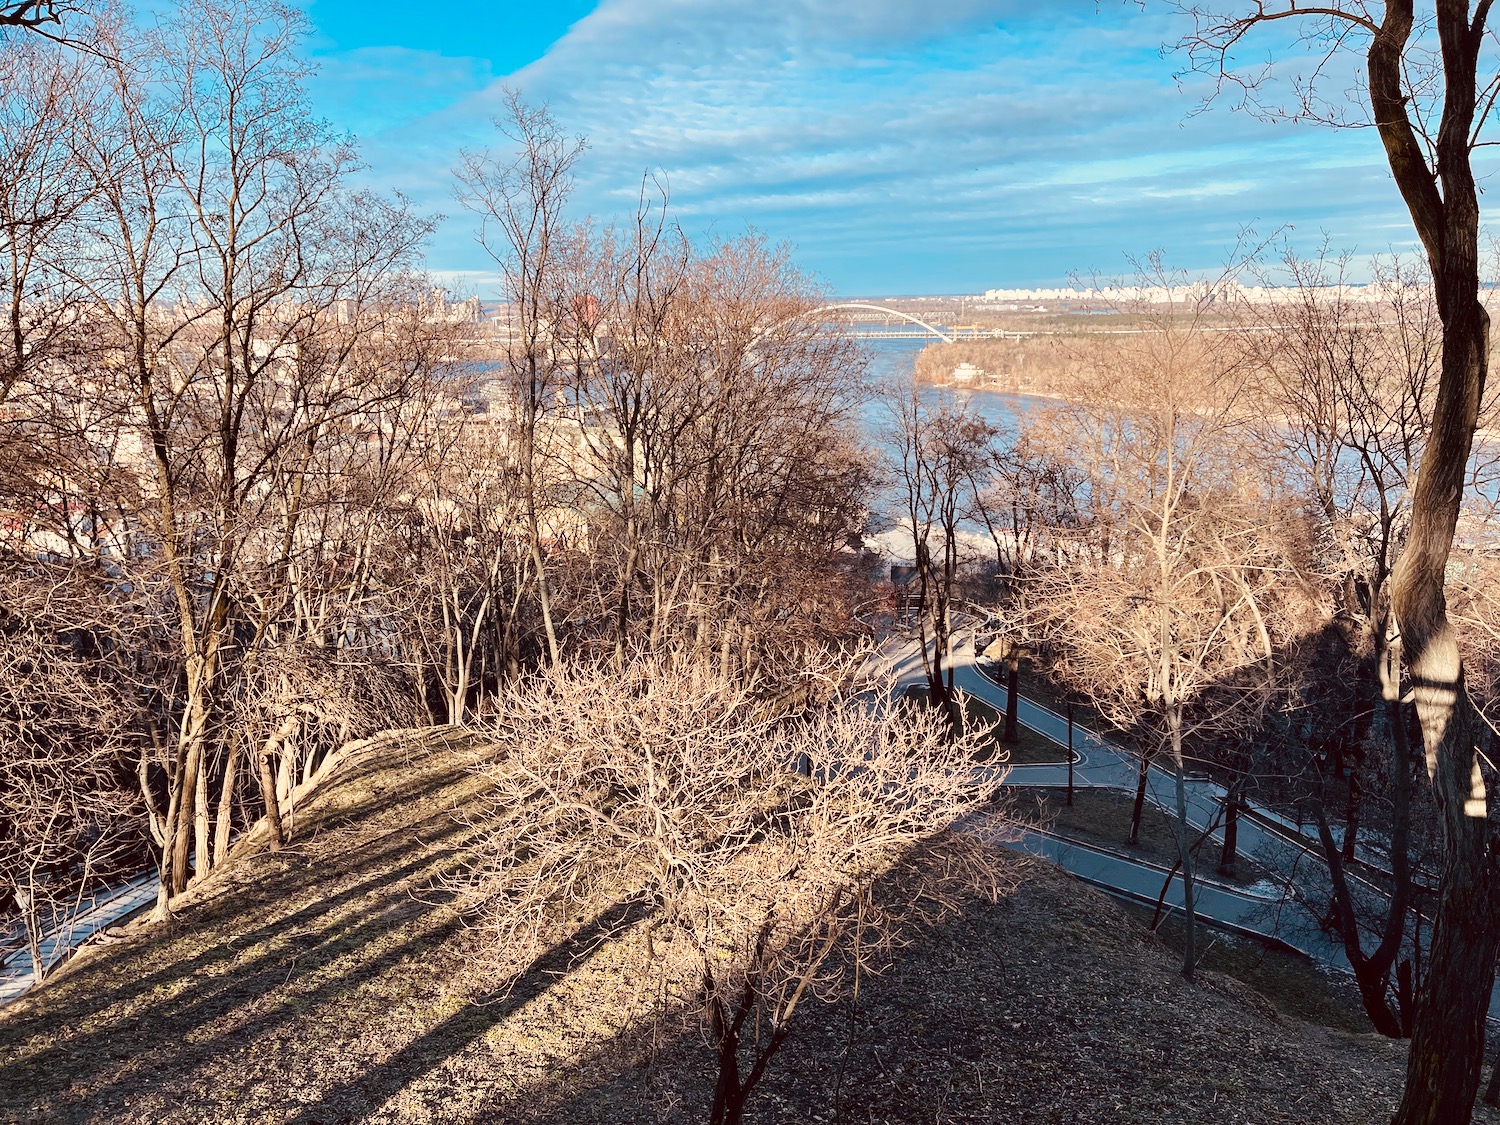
left=313, top=0, right=1441, bottom=293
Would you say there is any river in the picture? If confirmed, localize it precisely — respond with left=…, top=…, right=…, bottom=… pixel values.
left=853, top=336, right=1046, bottom=440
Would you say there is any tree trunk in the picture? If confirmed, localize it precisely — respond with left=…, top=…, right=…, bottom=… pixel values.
left=709, top=1030, right=746, bottom=1125
left=1066, top=702, right=1075, bottom=807
left=1219, top=790, right=1239, bottom=876
left=254, top=717, right=298, bottom=852
left=171, top=737, right=201, bottom=895
left=1364, top=6, right=1500, bottom=1117
left=1342, top=769, right=1361, bottom=864
left=1313, top=802, right=1405, bottom=1038
left=1129, top=751, right=1149, bottom=847
left=1389, top=658, right=1499, bottom=1122
left=1386, top=238, right=1499, bottom=1125
left=212, top=744, right=238, bottom=868
left=258, top=749, right=286, bottom=852
left=193, top=737, right=211, bottom=882
left=1169, top=719, right=1196, bottom=983
left=1002, top=656, right=1020, bottom=744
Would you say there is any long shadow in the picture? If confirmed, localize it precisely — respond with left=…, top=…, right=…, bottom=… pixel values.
left=0, top=749, right=500, bottom=1117
left=75, top=902, right=476, bottom=1113
left=472, top=862, right=1380, bottom=1125
left=0, top=837, right=480, bottom=1114
left=4, top=799, right=472, bottom=1029
left=9, top=742, right=486, bottom=1015
left=279, top=895, right=649, bottom=1125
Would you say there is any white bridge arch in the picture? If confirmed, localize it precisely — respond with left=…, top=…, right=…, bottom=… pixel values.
left=805, top=302, right=955, bottom=344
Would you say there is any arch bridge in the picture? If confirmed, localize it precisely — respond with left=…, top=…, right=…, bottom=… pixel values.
left=806, top=302, right=956, bottom=344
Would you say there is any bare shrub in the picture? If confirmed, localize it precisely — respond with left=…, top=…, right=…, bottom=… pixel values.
left=0, top=621, right=136, bottom=980
left=456, top=655, right=1013, bottom=1125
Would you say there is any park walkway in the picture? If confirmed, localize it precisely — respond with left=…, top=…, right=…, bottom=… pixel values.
left=863, top=625, right=1500, bottom=1022
left=0, top=872, right=158, bottom=1005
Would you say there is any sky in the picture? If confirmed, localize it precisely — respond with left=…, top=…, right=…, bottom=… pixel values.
left=296, top=0, right=1446, bottom=297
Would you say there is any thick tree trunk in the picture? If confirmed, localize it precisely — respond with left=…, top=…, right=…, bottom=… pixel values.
left=1387, top=239, right=1499, bottom=1125
left=1389, top=662, right=1498, bottom=1123
left=1366, top=6, right=1500, bottom=1117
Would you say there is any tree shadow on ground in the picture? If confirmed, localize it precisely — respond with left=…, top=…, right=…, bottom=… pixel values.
left=0, top=735, right=498, bottom=1121
left=0, top=736, right=1420, bottom=1125
left=447, top=861, right=1399, bottom=1125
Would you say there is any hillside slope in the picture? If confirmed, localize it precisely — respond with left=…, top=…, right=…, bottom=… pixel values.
left=0, top=731, right=1487, bottom=1125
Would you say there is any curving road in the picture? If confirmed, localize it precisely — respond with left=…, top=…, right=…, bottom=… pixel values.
left=864, top=626, right=1500, bottom=1020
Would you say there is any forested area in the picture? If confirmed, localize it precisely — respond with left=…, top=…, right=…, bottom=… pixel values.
left=5, top=1, right=1500, bottom=1123
left=0, top=0, right=880, bottom=959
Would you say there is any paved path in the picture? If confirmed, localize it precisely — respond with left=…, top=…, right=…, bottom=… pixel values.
left=863, top=626, right=1500, bottom=1020
left=1011, top=828, right=1345, bottom=963
left=0, top=872, right=158, bottom=1005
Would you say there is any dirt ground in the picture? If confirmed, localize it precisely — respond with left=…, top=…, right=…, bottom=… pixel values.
left=0, top=730, right=1491, bottom=1125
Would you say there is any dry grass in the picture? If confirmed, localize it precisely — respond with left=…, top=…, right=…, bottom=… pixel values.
left=901, top=684, right=1062, bottom=764
left=0, top=727, right=1491, bottom=1125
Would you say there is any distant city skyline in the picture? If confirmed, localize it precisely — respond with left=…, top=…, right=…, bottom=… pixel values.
left=298, top=1, right=1482, bottom=297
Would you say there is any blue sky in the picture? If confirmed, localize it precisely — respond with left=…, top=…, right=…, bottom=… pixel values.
left=298, top=0, right=1434, bottom=296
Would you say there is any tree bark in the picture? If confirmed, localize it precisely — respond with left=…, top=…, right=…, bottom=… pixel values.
left=1219, top=789, right=1239, bottom=875
left=1169, top=716, right=1197, bottom=982
left=1360, top=4, right=1500, bottom=1119
left=258, top=750, right=286, bottom=852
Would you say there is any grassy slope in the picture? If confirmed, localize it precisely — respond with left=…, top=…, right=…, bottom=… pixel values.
left=0, top=730, right=1490, bottom=1125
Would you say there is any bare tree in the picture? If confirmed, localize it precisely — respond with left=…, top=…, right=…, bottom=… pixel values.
left=551, top=220, right=871, bottom=686
left=888, top=384, right=998, bottom=731
left=0, top=603, right=137, bottom=982
left=1174, top=6, right=1500, bottom=1118
left=1033, top=274, right=1317, bottom=980
left=555, top=184, right=690, bottom=665
left=28, top=0, right=445, bottom=910
left=972, top=419, right=1090, bottom=744
left=457, top=655, right=1011, bottom=1125
left=1240, top=246, right=1442, bottom=1037
left=455, top=92, right=587, bottom=668
left=0, top=35, right=99, bottom=412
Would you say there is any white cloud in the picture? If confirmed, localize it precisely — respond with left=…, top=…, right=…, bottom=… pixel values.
left=330, top=0, right=1458, bottom=292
